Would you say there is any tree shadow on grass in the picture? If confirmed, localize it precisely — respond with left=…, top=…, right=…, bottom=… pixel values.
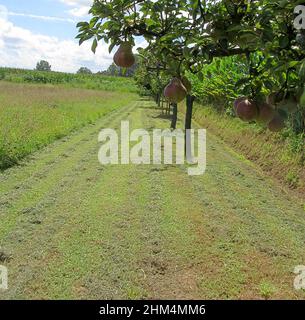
left=152, top=113, right=172, bottom=120
left=138, top=96, right=151, bottom=101
left=137, top=105, right=160, bottom=110
left=149, top=166, right=171, bottom=173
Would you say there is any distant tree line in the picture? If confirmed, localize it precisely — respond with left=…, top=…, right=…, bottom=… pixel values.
left=35, top=58, right=138, bottom=77
left=36, top=60, right=51, bottom=72
left=98, top=57, right=138, bottom=77
left=77, top=67, right=92, bottom=74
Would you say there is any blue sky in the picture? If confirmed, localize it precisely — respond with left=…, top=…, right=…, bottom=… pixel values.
left=0, top=0, right=115, bottom=72
left=0, top=0, right=86, bottom=39
left=5, top=0, right=79, bottom=39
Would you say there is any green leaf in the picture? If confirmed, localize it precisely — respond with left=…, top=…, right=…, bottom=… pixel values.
left=235, top=77, right=251, bottom=88
left=145, top=18, right=156, bottom=27
left=89, top=17, right=99, bottom=28
left=288, top=61, right=299, bottom=68
left=108, top=41, right=116, bottom=54
left=91, top=38, right=98, bottom=53
left=79, top=34, right=93, bottom=46
left=299, top=59, right=305, bottom=81
left=76, top=22, right=89, bottom=28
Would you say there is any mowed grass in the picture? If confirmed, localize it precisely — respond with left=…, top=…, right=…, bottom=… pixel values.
left=179, top=103, right=305, bottom=195
left=0, top=81, right=137, bottom=169
left=0, top=99, right=304, bottom=299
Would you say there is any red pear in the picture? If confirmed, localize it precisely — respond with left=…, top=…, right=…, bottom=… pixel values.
left=233, top=97, right=247, bottom=112
left=236, top=99, right=258, bottom=121
left=257, top=102, right=275, bottom=125
left=164, top=78, right=187, bottom=103
left=268, top=113, right=285, bottom=132
left=113, top=42, right=135, bottom=68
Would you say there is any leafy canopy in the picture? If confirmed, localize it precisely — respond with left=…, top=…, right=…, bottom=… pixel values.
left=36, top=60, right=51, bottom=72
left=77, top=1, right=305, bottom=109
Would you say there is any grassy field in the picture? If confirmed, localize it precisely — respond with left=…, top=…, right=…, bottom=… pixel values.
left=0, top=99, right=304, bottom=299
left=0, top=81, right=137, bottom=169
left=0, top=76, right=304, bottom=299
left=0, top=67, right=137, bottom=92
left=179, top=103, right=305, bottom=195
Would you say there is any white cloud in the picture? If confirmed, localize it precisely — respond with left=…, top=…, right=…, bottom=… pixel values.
left=0, top=5, right=113, bottom=73
left=59, top=0, right=92, bottom=6
left=68, top=6, right=90, bottom=17
left=0, top=4, right=148, bottom=73
left=59, top=0, right=92, bottom=17
left=8, top=11, right=76, bottom=23
left=0, top=4, right=8, bottom=20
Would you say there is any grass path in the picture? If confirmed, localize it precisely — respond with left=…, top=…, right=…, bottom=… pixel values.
left=0, top=98, right=304, bottom=299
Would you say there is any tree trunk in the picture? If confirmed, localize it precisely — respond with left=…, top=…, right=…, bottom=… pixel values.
left=185, top=95, right=194, bottom=130
left=185, top=95, right=195, bottom=157
left=161, top=96, right=163, bottom=114
left=171, top=103, right=178, bottom=129
left=166, top=101, right=170, bottom=115
left=155, top=93, right=159, bottom=104
left=157, top=91, right=161, bottom=108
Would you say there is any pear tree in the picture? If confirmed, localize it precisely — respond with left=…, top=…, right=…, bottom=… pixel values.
left=77, top=0, right=305, bottom=134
